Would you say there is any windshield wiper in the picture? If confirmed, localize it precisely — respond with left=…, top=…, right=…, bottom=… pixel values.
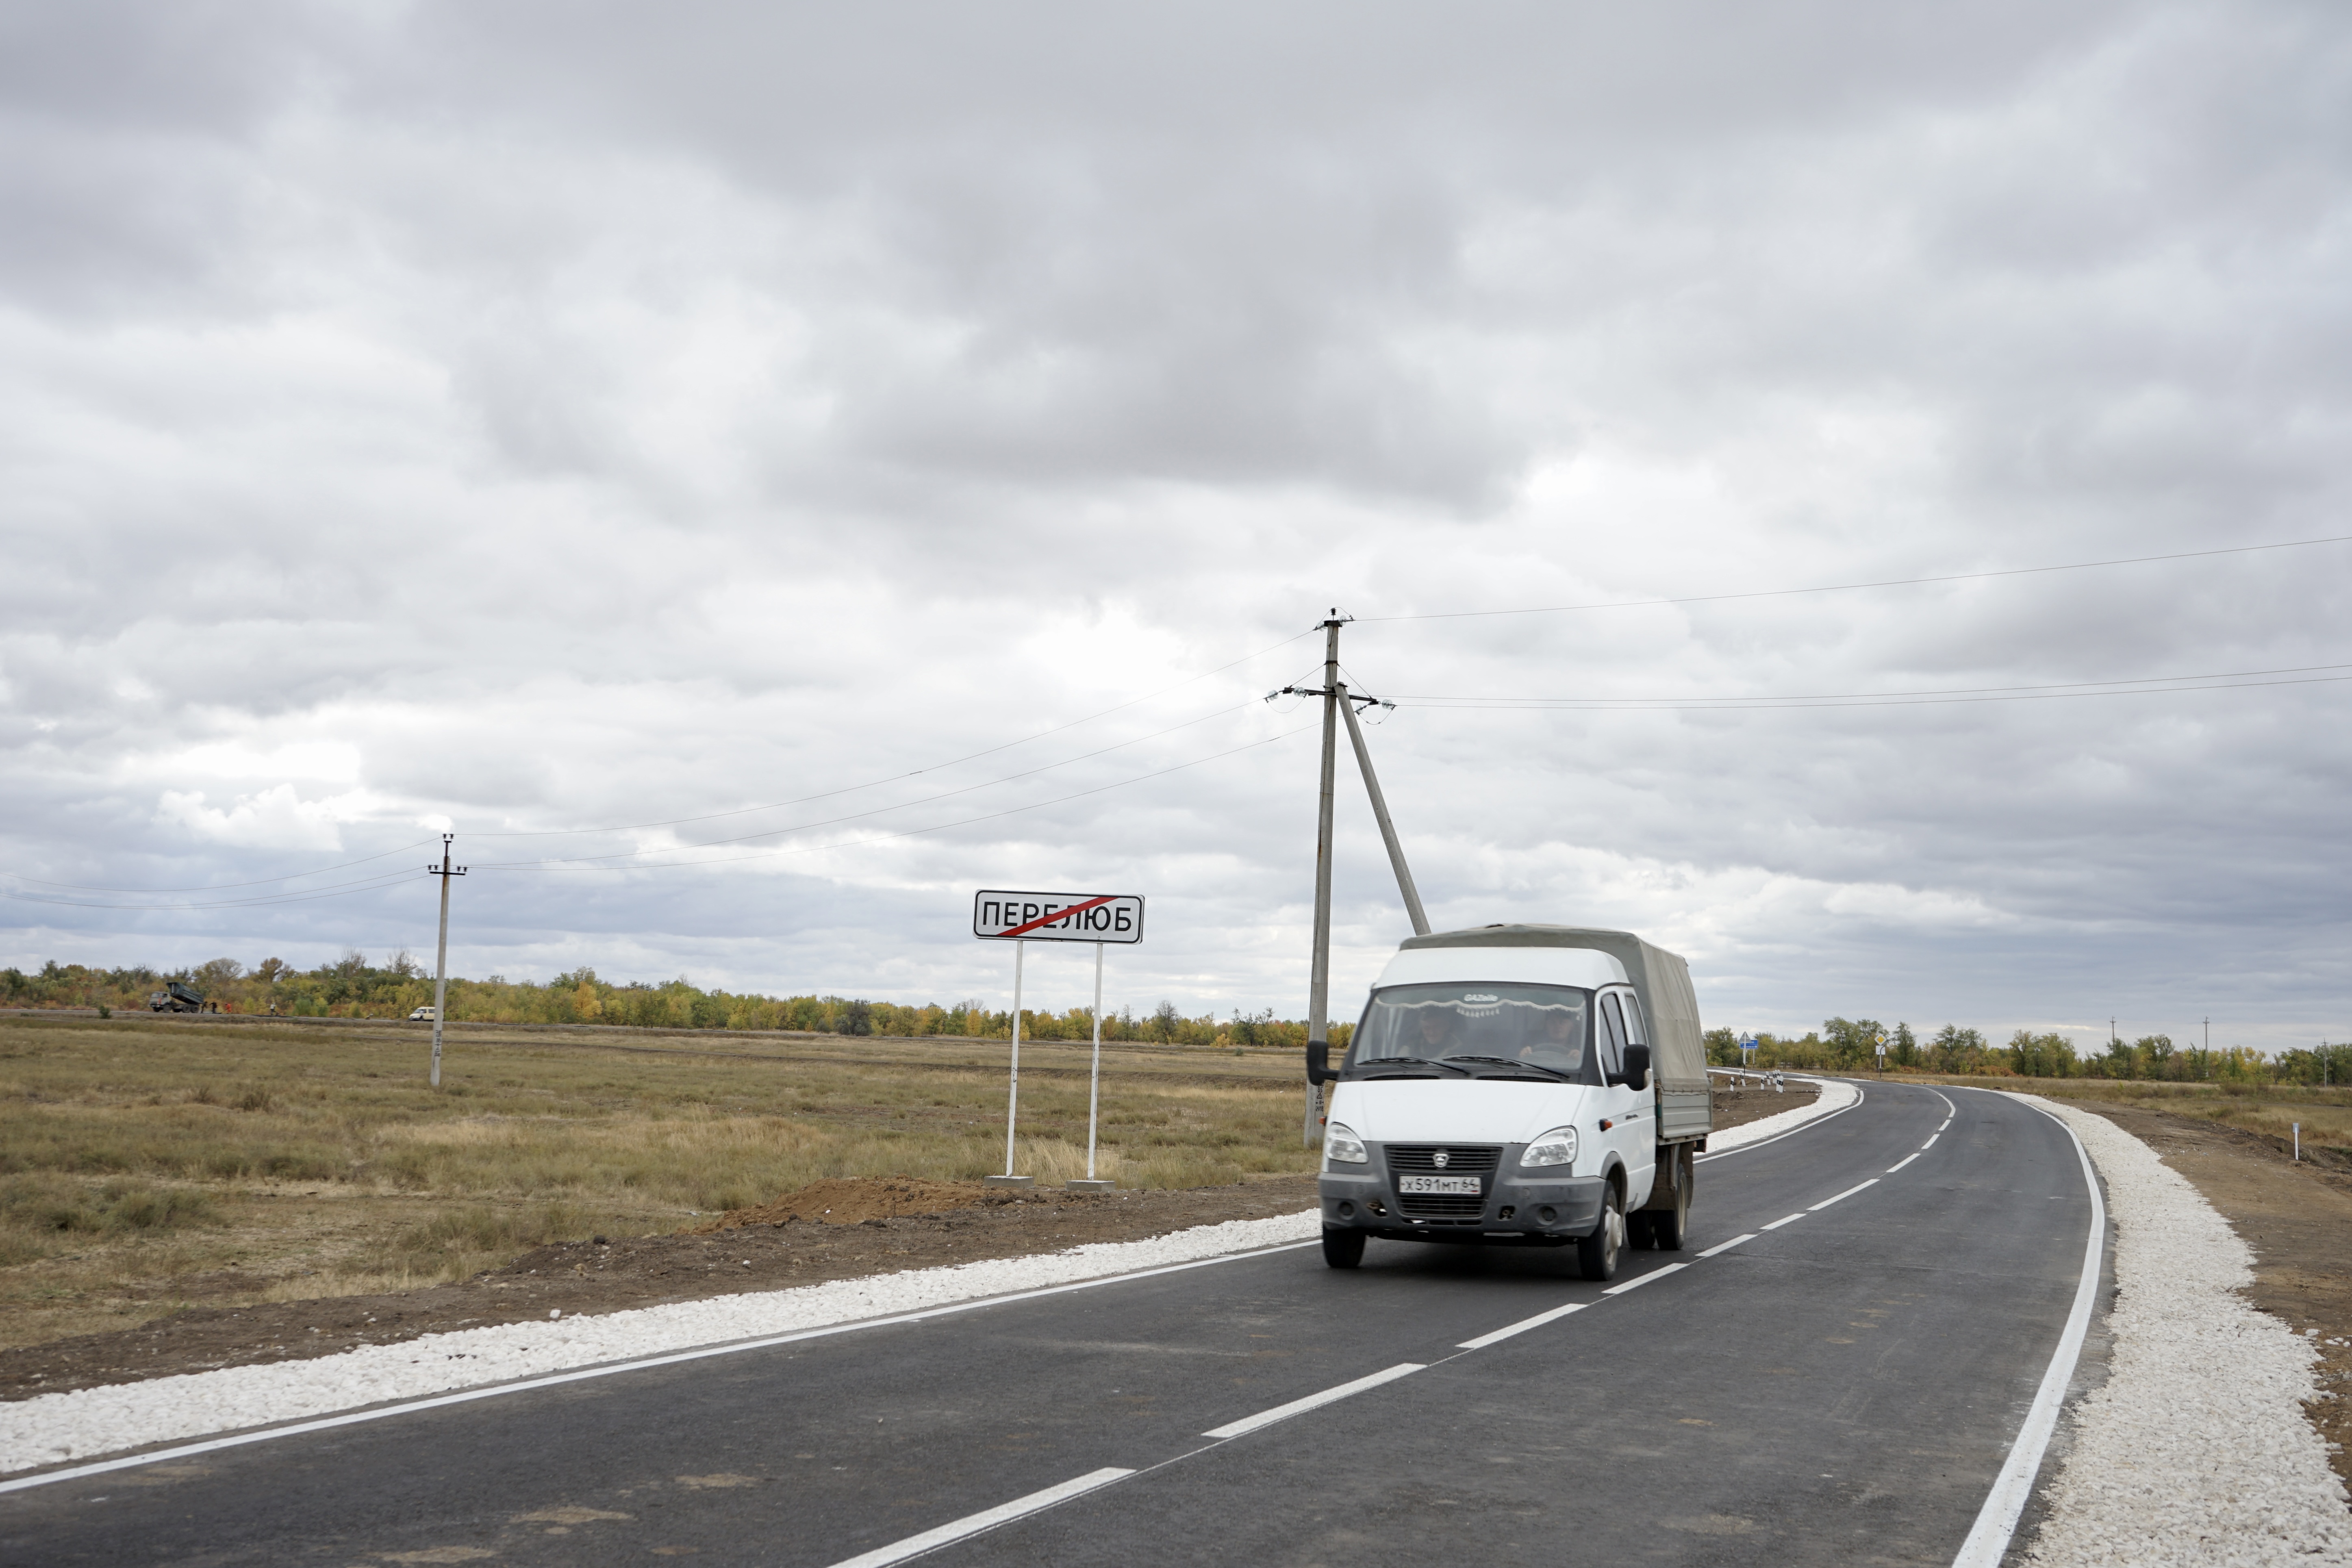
left=1349, top=1055, right=1471, bottom=1077
left=1443, top=1055, right=1579, bottom=1082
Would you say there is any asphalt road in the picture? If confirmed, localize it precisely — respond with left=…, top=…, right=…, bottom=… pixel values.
left=0, top=1081, right=2102, bottom=1566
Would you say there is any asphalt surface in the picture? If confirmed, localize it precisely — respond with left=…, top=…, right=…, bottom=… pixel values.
left=0, top=1081, right=2102, bottom=1566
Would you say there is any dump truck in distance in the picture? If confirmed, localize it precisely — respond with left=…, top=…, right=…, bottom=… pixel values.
left=1309, top=923, right=1712, bottom=1281
left=146, top=981, right=205, bottom=1014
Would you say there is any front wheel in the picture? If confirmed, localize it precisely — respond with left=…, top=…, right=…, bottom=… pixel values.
left=1577, top=1185, right=1624, bottom=1281
left=1321, top=1227, right=1366, bottom=1269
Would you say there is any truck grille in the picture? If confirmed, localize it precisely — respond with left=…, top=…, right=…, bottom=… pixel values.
left=1386, top=1145, right=1501, bottom=1218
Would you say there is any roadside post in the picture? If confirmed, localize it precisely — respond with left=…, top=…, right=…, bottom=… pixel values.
left=424, top=834, right=466, bottom=1088
left=1739, top=1036, right=1756, bottom=1076
left=1875, top=1030, right=1888, bottom=1073
left=973, top=890, right=1145, bottom=1191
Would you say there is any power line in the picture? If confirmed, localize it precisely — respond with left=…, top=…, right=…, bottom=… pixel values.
left=467, top=626, right=1321, bottom=838
left=1392, top=669, right=2352, bottom=715
left=15, top=838, right=438, bottom=895
left=2, top=867, right=425, bottom=914
left=468, top=699, right=1276, bottom=869
left=1386, top=660, right=2352, bottom=709
left=478, top=724, right=1319, bottom=875
left=1355, top=534, right=2352, bottom=623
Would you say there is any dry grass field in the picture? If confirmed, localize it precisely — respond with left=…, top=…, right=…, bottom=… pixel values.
left=0, top=1014, right=1321, bottom=1351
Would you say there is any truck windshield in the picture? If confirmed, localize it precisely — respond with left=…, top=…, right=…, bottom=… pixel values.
left=1346, top=983, right=1592, bottom=1081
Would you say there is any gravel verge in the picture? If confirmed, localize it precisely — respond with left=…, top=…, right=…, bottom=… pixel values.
left=1703, top=1075, right=1857, bottom=1153
left=0, top=1208, right=1317, bottom=1477
left=2021, top=1095, right=2352, bottom=1565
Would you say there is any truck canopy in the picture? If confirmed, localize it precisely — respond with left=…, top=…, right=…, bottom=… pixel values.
left=1396, top=924, right=1708, bottom=1099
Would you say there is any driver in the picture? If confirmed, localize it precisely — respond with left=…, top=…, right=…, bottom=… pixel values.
left=1413, top=1006, right=1459, bottom=1057
left=1518, top=1006, right=1584, bottom=1070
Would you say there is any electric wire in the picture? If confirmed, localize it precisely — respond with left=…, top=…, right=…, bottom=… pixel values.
left=468, top=698, right=1275, bottom=869
left=475, top=724, right=1318, bottom=875
left=1389, top=666, right=2352, bottom=714
left=466, top=626, right=1321, bottom=838
left=1354, top=533, right=2352, bottom=623
left=15, top=838, right=439, bottom=895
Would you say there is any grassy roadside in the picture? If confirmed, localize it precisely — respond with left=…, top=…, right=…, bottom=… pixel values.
left=0, top=1016, right=1320, bottom=1351
left=1876, top=1072, right=2352, bottom=1164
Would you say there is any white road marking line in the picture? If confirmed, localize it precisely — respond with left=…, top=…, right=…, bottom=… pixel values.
left=826, top=1467, right=1136, bottom=1568
left=1922, top=1133, right=1940, bottom=1149
left=1937, top=1118, right=1952, bottom=1131
left=1201, top=1363, right=1424, bottom=1440
left=1457, top=1301, right=1587, bottom=1349
left=0, top=1239, right=1320, bottom=1496
left=1761, top=1212, right=1807, bottom=1230
left=1602, top=1263, right=1686, bottom=1295
left=1809, top=1179, right=1879, bottom=1210
left=1950, top=1091, right=2106, bottom=1568
left=1696, top=1233, right=1757, bottom=1259
left=1886, top=1153, right=1921, bottom=1173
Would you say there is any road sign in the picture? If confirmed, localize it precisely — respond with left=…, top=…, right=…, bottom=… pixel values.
left=973, top=890, right=1145, bottom=944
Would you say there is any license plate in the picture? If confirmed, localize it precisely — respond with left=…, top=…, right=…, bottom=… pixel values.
left=1398, top=1175, right=1482, bottom=1196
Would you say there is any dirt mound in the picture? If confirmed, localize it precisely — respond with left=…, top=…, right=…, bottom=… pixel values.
left=689, top=1176, right=1000, bottom=1232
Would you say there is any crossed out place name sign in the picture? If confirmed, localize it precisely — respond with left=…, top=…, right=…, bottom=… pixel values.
left=973, top=890, right=1145, bottom=944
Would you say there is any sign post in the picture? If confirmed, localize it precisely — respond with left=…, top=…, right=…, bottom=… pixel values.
left=973, top=891, right=1145, bottom=1191
left=1874, top=1030, right=1889, bottom=1073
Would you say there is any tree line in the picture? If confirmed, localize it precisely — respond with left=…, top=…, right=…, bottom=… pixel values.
left=1705, top=1017, right=2349, bottom=1087
left=0, top=956, right=1354, bottom=1050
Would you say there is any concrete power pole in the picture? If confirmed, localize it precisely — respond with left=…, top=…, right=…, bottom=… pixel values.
left=1305, top=615, right=1342, bottom=1145
left=426, top=834, right=466, bottom=1088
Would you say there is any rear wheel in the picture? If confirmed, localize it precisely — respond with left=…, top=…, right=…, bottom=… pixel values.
left=1649, top=1147, right=1693, bottom=1251
left=1321, top=1227, right=1366, bottom=1269
left=1577, top=1185, right=1624, bottom=1281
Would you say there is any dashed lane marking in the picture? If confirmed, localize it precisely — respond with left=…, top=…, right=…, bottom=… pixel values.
left=1761, top=1212, right=1807, bottom=1230
left=829, top=1467, right=1136, bottom=1568
left=1810, top=1179, right=1879, bottom=1211
left=1695, top=1232, right=1757, bottom=1259
left=1887, top=1153, right=1921, bottom=1173
left=1602, top=1262, right=1687, bottom=1296
left=1457, top=1301, right=1587, bottom=1350
left=1200, top=1363, right=1425, bottom=1440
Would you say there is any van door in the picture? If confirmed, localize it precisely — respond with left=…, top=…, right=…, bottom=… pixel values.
left=1611, top=988, right=1659, bottom=1207
left=1599, top=990, right=1657, bottom=1208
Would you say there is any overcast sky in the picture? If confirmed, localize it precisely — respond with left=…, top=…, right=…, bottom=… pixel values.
left=6, top=2, right=2350, bottom=1052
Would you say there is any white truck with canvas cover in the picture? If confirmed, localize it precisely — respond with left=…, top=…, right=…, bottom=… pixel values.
left=1309, top=924, right=1713, bottom=1281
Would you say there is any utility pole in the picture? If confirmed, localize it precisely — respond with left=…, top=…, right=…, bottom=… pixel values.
left=425, top=834, right=466, bottom=1088
left=1305, top=615, right=1342, bottom=1145
left=1280, top=612, right=1436, bottom=1142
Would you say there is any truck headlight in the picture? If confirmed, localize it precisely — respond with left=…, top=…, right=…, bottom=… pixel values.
left=1324, top=1123, right=1368, bottom=1166
left=1521, top=1126, right=1578, bottom=1169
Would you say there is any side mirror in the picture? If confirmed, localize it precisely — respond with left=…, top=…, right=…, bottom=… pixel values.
left=1306, top=1041, right=1333, bottom=1086
left=1618, top=1044, right=1652, bottom=1091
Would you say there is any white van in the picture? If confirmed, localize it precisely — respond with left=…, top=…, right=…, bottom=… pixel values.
left=1310, top=924, right=1712, bottom=1281
left=408, top=1006, right=437, bottom=1022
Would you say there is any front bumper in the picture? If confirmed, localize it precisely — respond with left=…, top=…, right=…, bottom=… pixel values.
left=1318, top=1145, right=1605, bottom=1244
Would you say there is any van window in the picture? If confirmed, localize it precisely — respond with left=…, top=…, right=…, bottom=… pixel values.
left=1348, top=983, right=1594, bottom=1081
left=1620, top=992, right=1646, bottom=1045
left=1598, top=992, right=1627, bottom=1077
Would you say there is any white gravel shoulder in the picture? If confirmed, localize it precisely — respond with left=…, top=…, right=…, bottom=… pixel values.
left=0, top=1207, right=1319, bottom=1477
left=2020, top=1094, right=2352, bottom=1566
left=1704, top=1075, right=1859, bottom=1154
